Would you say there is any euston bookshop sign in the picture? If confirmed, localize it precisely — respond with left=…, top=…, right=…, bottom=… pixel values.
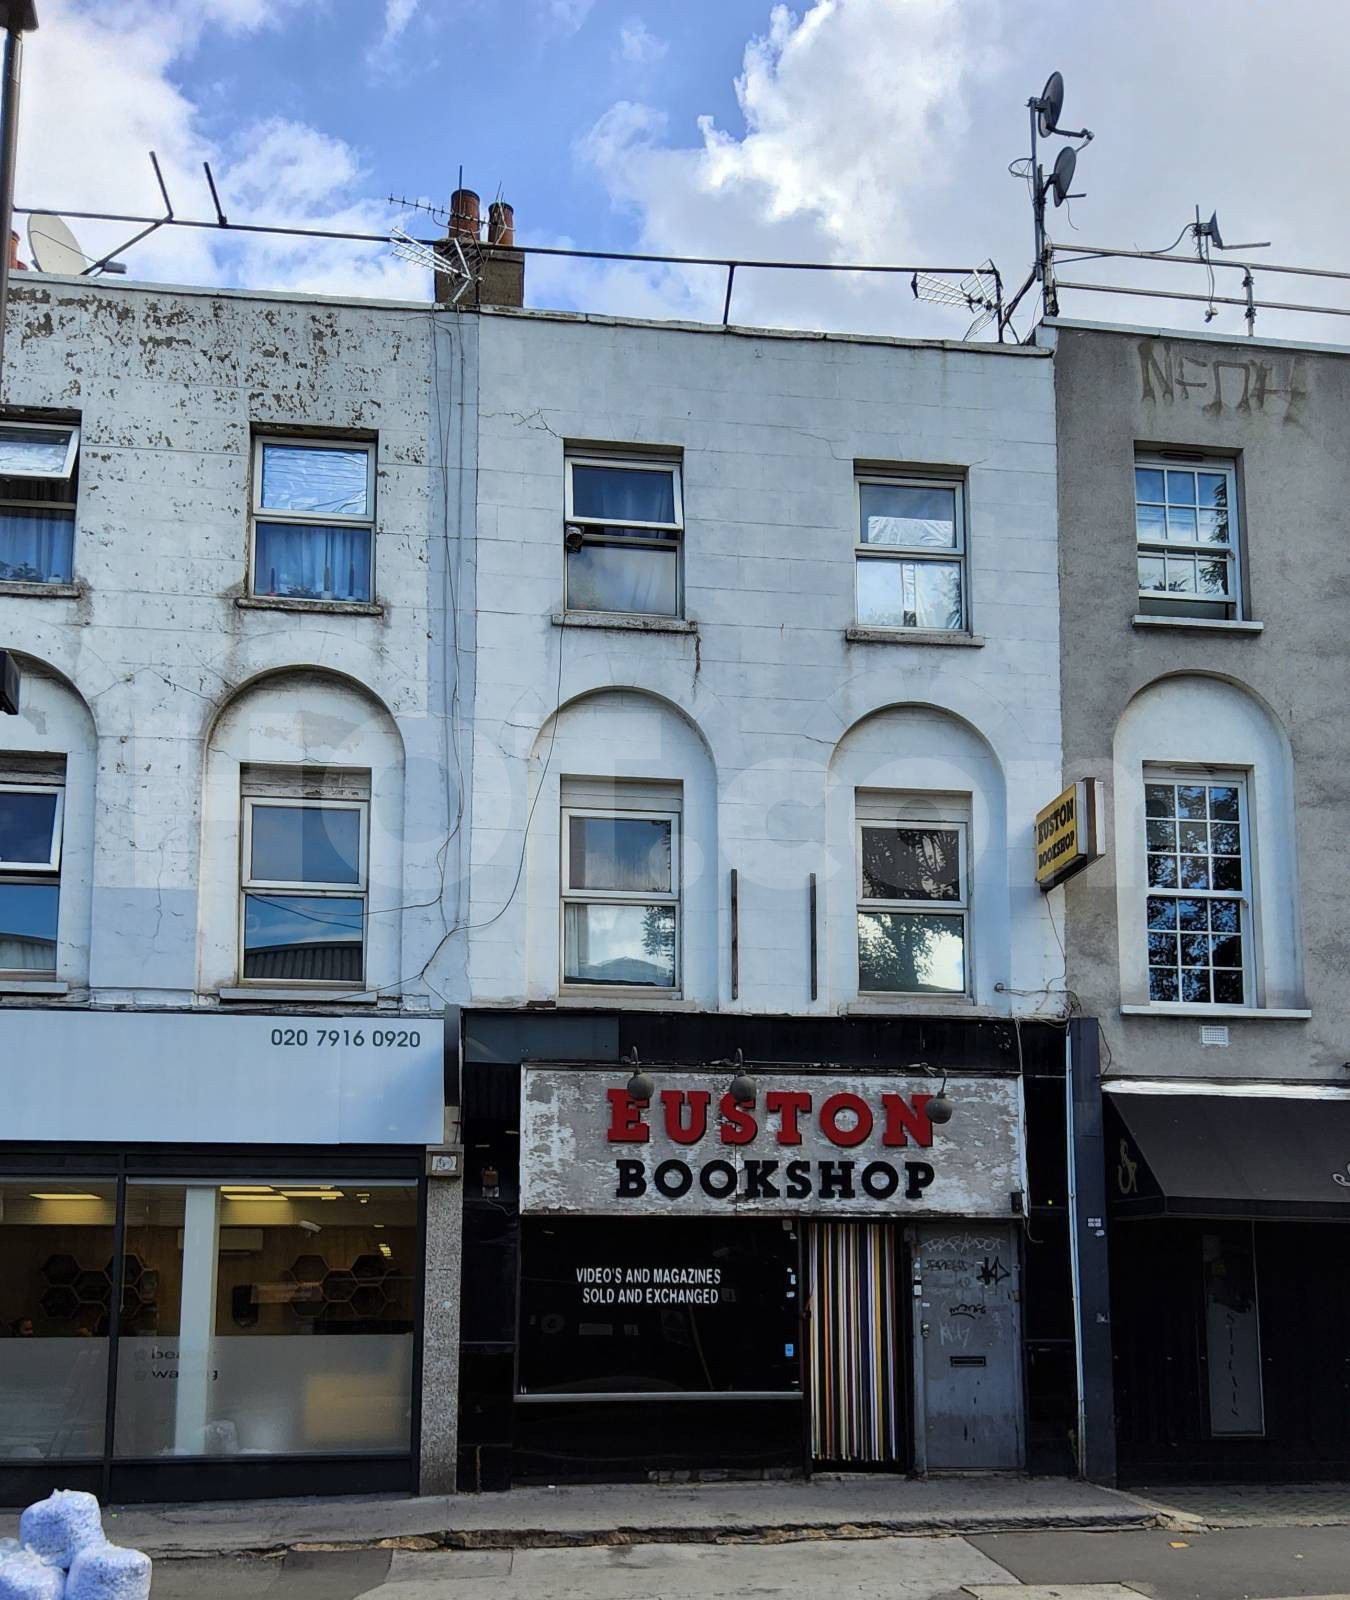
left=1035, top=779, right=1102, bottom=890
left=520, top=1069, right=1022, bottom=1218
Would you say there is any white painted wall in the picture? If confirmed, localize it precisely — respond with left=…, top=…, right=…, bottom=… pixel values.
left=465, top=310, right=1066, bottom=1017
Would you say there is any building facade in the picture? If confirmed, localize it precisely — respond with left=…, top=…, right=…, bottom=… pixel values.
left=1047, top=319, right=1350, bottom=1481
left=451, top=306, right=1086, bottom=1488
left=0, top=275, right=464, bottom=1501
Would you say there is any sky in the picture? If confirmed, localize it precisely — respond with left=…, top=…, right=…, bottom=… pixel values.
left=12, top=0, right=1350, bottom=342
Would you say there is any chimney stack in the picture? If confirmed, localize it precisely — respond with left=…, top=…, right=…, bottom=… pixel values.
left=434, top=185, right=524, bottom=310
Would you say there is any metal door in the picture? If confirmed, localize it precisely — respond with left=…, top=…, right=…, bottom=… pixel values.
left=911, top=1222, right=1023, bottom=1471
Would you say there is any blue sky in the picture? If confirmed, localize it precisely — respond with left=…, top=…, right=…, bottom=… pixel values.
left=15, top=0, right=1350, bottom=341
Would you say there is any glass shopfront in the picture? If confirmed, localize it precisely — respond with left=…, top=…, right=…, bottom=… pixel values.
left=0, top=1182, right=115, bottom=1461
left=0, top=1168, right=421, bottom=1501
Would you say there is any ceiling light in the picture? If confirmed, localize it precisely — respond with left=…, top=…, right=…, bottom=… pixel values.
left=28, top=1192, right=103, bottom=1202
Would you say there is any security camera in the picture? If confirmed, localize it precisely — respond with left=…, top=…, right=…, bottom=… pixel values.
left=564, top=524, right=585, bottom=552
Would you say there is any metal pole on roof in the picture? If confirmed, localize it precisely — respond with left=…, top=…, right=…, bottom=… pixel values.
left=0, top=3, right=38, bottom=401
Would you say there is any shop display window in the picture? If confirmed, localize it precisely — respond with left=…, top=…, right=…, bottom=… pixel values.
left=0, top=1177, right=418, bottom=1466
left=0, top=1182, right=115, bottom=1460
left=518, top=1218, right=800, bottom=1398
left=113, top=1182, right=417, bottom=1458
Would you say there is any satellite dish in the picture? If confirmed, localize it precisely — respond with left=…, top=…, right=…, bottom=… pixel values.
left=28, top=214, right=87, bottom=276
left=1038, top=70, right=1065, bottom=137
left=1049, top=146, right=1077, bottom=207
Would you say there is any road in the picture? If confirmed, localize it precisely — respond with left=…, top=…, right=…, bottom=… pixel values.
left=145, top=1525, right=1350, bottom=1599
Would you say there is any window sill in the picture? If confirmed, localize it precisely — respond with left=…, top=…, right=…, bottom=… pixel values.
left=236, top=596, right=384, bottom=618
left=1120, top=1003, right=1311, bottom=1020
left=552, top=611, right=697, bottom=635
left=846, top=997, right=1003, bottom=1018
left=216, top=986, right=380, bottom=1005
left=845, top=626, right=985, bottom=648
left=1131, top=614, right=1263, bottom=635
left=0, top=580, right=79, bottom=599
left=551, top=992, right=694, bottom=1010
left=0, top=978, right=69, bottom=996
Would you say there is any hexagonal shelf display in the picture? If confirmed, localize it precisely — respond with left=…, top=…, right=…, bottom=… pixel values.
left=75, top=1270, right=111, bottom=1307
left=106, top=1254, right=143, bottom=1285
left=350, top=1285, right=387, bottom=1318
left=321, top=1270, right=356, bottom=1303
left=288, top=1254, right=328, bottom=1286
left=351, top=1253, right=388, bottom=1282
left=41, top=1253, right=80, bottom=1287
left=40, top=1286, right=78, bottom=1321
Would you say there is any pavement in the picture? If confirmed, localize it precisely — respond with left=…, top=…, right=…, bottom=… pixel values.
left=4, top=1478, right=1350, bottom=1597
left=1128, top=1482, right=1350, bottom=1529
left=137, top=1525, right=1350, bottom=1599
left=0, top=1476, right=1153, bottom=1560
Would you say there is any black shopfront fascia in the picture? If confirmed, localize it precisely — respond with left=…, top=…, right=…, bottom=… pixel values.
left=0, top=1142, right=425, bottom=1506
left=456, top=1007, right=1077, bottom=1489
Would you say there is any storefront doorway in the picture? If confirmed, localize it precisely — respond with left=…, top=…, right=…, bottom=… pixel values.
left=804, top=1220, right=1024, bottom=1474
left=806, top=1221, right=908, bottom=1469
left=913, top=1221, right=1023, bottom=1471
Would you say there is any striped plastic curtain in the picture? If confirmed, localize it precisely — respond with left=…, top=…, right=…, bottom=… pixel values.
left=806, top=1221, right=903, bottom=1465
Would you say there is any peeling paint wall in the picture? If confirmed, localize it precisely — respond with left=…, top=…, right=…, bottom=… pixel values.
left=464, top=310, right=1066, bottom=1016
left=0, top=278, right=466, bottom=1011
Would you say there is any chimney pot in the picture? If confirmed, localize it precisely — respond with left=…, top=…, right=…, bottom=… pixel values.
left=449, top=188, right=481, bottom=242
left=488, top=201, right=514, bottom=248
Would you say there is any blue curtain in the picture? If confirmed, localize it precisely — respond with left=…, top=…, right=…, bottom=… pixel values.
left=0, top=510, right=74, bottom=583
left=254, top=523, right=371, bottom=602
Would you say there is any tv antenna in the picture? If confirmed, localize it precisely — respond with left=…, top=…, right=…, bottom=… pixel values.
left=389, top=224, right=476, bottom=305
left=1022, top=70, right=1093, bottom=317
left=911, top=261, right=1001, bottom=338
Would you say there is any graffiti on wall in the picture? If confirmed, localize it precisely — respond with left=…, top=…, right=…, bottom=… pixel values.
left=1137, top=338, right=1306, bottom=421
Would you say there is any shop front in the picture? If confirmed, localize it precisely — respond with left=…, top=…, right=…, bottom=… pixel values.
left=456, top=1011, right=1066, bottom=1489
left=0, top=1009, right=447, bottom=1503
left=1107, top=1082, right=1350, bottom=1482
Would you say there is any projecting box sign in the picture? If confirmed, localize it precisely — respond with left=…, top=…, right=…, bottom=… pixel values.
left=519, top=1068, right=1022, bottom=1219
left=1035, top=779, right=1102, bottom=890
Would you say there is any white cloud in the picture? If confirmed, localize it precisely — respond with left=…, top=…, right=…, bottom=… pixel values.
left=618, top=19, right=668, bottom=65
left=544, top=0, right=597, bottom=35
left=368, top=0, right=421, bottom=75
left=572, top=0, right=1350, bottom=343
left=14, top=0, right=426, bottom=302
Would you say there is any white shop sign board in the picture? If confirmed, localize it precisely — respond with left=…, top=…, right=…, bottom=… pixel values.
left=520, top=1068, right=1023, bottom=1219
left=0, top=1011, right=443, bottom=1145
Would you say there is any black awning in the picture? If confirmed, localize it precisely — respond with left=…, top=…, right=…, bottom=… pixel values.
left=1107, top=1091, right=1350, bottom=1219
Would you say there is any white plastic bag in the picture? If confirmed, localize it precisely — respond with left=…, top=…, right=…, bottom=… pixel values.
left=0, top=1548, right=66, bottom=1600
left=18, top=1492, right=102, bottom=1569
left=65, top=1544, right=150, bottom=1600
